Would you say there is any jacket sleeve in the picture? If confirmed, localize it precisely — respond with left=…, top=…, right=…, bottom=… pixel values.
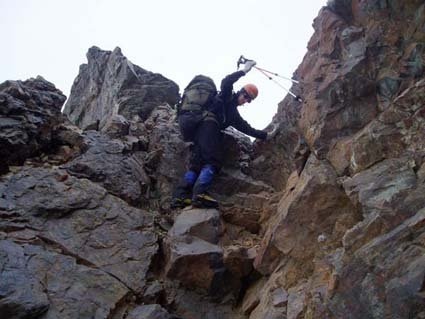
left=230, top=108, right=267, bottom=140
left=220, top=71, right=245, bottom=102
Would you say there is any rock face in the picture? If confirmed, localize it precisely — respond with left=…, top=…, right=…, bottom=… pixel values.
left=0, top=164, right=158, bottom=316
left=247, top=1, right=425, bottom=318
left=2, top=2, right=425, bottom=317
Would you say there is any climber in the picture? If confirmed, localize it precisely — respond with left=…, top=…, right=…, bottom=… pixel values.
left=171, top=60, right=278, bottom=209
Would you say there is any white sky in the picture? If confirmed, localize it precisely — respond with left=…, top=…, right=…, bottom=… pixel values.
left=1, top=0, right=326, bottom=129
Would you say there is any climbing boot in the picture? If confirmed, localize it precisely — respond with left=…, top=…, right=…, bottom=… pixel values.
left=171, top=170, right=198, bottom=209
left=192, top=193, right=219, bottom=208
left=170, top=197, right=192, bottom=209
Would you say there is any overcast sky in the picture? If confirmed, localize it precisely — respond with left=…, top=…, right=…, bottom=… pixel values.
left=1, top=0, right=326, bottom=129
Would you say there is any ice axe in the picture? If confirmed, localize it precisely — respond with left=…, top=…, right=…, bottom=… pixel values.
left=237, top=55, right=303, bottom=102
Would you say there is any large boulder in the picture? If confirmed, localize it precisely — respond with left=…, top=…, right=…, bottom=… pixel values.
left=164, top=209, right=225, bottom=294
left=168, top=209, right=223, bottom=244
left=212, top=168, right=274, bottom=234
left=0, top=77, right=67, bottom=174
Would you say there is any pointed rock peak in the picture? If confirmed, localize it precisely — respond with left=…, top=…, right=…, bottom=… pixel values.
left=112, top=46, right=123, bottom=56
left=86, top=46, right=113, bottom=62
left=63, top=46, right=179, bottom=129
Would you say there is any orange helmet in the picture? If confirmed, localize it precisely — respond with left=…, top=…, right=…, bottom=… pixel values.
left=242, top=84, right=258, bottom=100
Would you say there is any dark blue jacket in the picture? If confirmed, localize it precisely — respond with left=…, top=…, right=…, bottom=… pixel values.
left=209, top=71, right=267, bottom=140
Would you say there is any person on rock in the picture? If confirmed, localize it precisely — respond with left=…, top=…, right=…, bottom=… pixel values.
left=171, top=60, right=277, bottom=209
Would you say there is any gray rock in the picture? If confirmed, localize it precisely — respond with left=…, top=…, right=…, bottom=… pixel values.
left=343, top=157, right=417, bottom=216
left=101, top=114, right=130, bottom=138
left=127, top=304, right=176, bottom=319
left=0, top=166, right=158, bottom=294
left=142, top=104, right=189, bottom=209
left=168, top=208, right=222, bottom=244
left=63, top=46, right=179, bottom=130
left=341, top=157, right=422, bottom=252
left=170, top=286, right=247, bottom=319
left=63, top=131, right=151, bottom=207
left=164, top=234, right=224, bottom=293
left=329, top=210, right=425, bottom=319
left=287, top=284, right=307, bottom=319
left=0, top=240, right=49, bottom=318
left=29, top=243, right=129, bottom=319
left=0, top=77, right=66, bottom=174
left=271, top=288, right=289, bottom=307
left=0, top=239, right=129, bottom=319
left=143, top=281, right=166, bottom=304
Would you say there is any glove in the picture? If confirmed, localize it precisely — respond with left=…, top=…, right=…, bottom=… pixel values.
left=266, top=125, right=279, bottom=141
left=243, top=60, right=257, bottom=74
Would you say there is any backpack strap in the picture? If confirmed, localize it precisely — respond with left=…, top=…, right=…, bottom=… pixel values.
left=181, top=104, right=204, bottom=112
left=202, top=110, right=219, bottom=125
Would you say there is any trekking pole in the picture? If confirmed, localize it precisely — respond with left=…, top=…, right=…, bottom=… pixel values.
left=237, top=55, right=303, bottom=102
left=255, top=67, right=303, bottom=102
left=254, top=66, right=300, bottom=84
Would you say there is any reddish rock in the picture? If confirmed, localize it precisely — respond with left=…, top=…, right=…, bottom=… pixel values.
left=254, top=155, right=358, bottom=274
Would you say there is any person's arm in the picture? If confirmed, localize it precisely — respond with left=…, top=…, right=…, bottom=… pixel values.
left=220, top=61, right=256, bottom=101
left=219, top=71, right=245, bottom=101
left=231, top=108, right=267, bottom=140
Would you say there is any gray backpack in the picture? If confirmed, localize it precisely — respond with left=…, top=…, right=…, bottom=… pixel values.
left=177, top=75, right=218, bottom=141
left=179, top=75, right=217, bottom=112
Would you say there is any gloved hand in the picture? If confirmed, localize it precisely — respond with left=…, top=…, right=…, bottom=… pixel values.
left=243, top=60, right=257, bottom=74
left=266, top=125, right=279, bottom=141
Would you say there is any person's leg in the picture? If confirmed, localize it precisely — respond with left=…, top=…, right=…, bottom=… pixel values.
left=192, top=164, right=215, bottom=196
left=171, top=170, right=198, bottom=208
left=171, top=136, right=203, bottom=209
left=191, top=120, right=223, bottom=208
